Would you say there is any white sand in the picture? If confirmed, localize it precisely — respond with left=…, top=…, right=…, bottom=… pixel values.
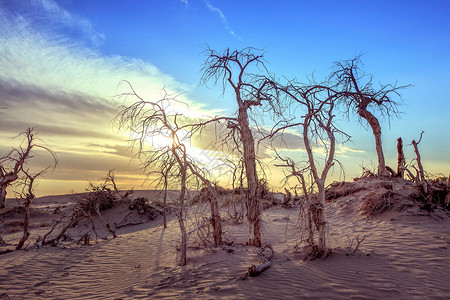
left=1, top=182, right=449, bottom=299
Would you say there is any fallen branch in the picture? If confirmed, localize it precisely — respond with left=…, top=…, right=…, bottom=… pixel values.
left=43, top=215, right=86, bottom=246
left=352, top=235, right=366, bottom=255
left=242, top=244, right=274, bottom=279
left=115, top=219, right=146, bottom=229
left=41, top=216, right=66, bottom=245
left=0, top=249, right=13, bottom=255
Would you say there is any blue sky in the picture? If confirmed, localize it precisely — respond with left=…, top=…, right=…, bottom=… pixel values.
left=0, top=0, right=449, bottom=195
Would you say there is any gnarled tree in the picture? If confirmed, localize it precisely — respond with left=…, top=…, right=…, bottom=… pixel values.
left=114, top=81, right=222, bottom=265
left=330, top=56, right=410, bottom=176
left=0, top=128, right=57, bottom=209
left=200, top=47, right=280, bottom=247
left=269, top=81, right=348, bottom=258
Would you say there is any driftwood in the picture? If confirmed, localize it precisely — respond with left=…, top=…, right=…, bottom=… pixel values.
left=41, top=216, right=65, bottom=245
left=242, top=244, right=274, bottom=279
left=42, top=215, right=86, bottom=246
left=114, top=218, right=147, bottom=229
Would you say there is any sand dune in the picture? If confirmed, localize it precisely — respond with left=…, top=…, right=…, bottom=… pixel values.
left=1, top=181, right=449, bottom=299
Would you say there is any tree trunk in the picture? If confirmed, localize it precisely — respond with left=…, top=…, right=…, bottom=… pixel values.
left=412, top=138, right=427, bottom=193
left=179, top=216, right=187, bottom=266
left=0, top=185, right=6, bottom=209
left=238, top=106, right=261, bottom=247
left=358, top=107, right=387, bottom=176
left=396, top=137, right=405, bottom=178
left=0, top=173, right=19, bottom=209
left=316, top=184, right=326, bottom=254
left=163, top=174, right=168, bottom=229
left=186, top=163, right=223, bottom=246
left=209, top=194, right=222, bottom=246
left=16, top=197, right=31, bottom=250
left=178, top=156, right=187, bottom=266
left=297, top=173, right=314, bottom=246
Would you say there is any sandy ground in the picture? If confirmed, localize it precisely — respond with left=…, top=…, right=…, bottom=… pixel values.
left=1, top=181, right=449, bottom=299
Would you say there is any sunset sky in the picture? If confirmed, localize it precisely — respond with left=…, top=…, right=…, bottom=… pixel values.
left=0, top=0, right=449, bottom=196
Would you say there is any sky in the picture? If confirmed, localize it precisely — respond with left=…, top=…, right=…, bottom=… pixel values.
left=0, top=0, right=449, bottom=196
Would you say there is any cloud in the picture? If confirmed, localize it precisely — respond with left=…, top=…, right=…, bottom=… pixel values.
left=335, top=144, right=366, bottom=157
left=202, top=0, right=241, bottom=39
left=0, top=78, right=114, bottom=115
left=0, top=118, right=117, bottom=141
left=86, top=144, right=133, bottom=158
left=1, top=0, right=104, bottom=47
left=0, top=2, right=192, bottom=103
left=181, top=0, right=241, bottom=39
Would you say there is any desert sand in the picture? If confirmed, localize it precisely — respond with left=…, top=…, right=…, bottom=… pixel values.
left=1, top=177, right=449, bottom=299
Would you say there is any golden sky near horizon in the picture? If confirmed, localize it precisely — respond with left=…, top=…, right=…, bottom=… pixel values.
left=1, top=1, right=449, bottom=197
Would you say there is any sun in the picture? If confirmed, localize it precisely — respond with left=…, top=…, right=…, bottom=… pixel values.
left=146, top=134, right=174, bottom=149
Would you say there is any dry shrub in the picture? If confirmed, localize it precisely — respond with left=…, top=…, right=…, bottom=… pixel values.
left=427, top=180, right=450, bottom=210
left=193, top=218, right=214, bottom=249
left=191, top=188, right=210, bottom=205
left=2, top=220, right=23, bottom=234
left=73, top=182, right=117, bottom=216
left=259, top=179, right=279, bottom=209
left=223, top=193, right=245, bottom=224
left=129, top=197, right=162, bottom=220
left=302, top=244, right=328, bottom=261
left=0, top=206, right=49, bottom=219
left=360, top=189, right=393, bottom=216
left=326, top=182, right=364, bottom=201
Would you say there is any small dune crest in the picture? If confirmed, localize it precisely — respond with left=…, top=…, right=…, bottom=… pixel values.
left=326, top=176, right=450, bottom=221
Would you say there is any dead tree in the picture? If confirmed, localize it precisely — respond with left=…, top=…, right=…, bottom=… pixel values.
left=200, top=47, right=281, bottom=247
left=269, top=82, right=347, bottom=258
left=274, top=153, right=315, bottom=248
left=186, top=163, right=222, bottom=246
left=114, top=81, right=223, bottom=265
left=412, top=131, right=428, bottom=193
left=15, top=169, right=44, bottom=250
left=104, top=169, right=134, bottom=200
left=0, top=128, right=56, bottom=208
left=161, top=160, right=175, bottom=229
left=397, top=137, right=406, bottom=178
left=218, top=158, right=245, bottom=224
left=330, top=56, right=411, bottom=176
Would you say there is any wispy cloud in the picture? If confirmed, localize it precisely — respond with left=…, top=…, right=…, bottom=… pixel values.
left=202, top=0, right=242, bottom=39
left=1, top=0, right=104, bottom=47
left=181, top=0, right=241, bottom=39
left=0, top=0, right=216, bottom=194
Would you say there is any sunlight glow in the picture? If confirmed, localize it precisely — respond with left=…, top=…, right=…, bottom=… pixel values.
left=146, top=134, right=175, bottom=150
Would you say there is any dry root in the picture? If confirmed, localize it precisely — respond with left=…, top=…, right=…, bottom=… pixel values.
left=326, top=182, right=364, bottom=201
left=360, top=189, right=393, bottom=216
